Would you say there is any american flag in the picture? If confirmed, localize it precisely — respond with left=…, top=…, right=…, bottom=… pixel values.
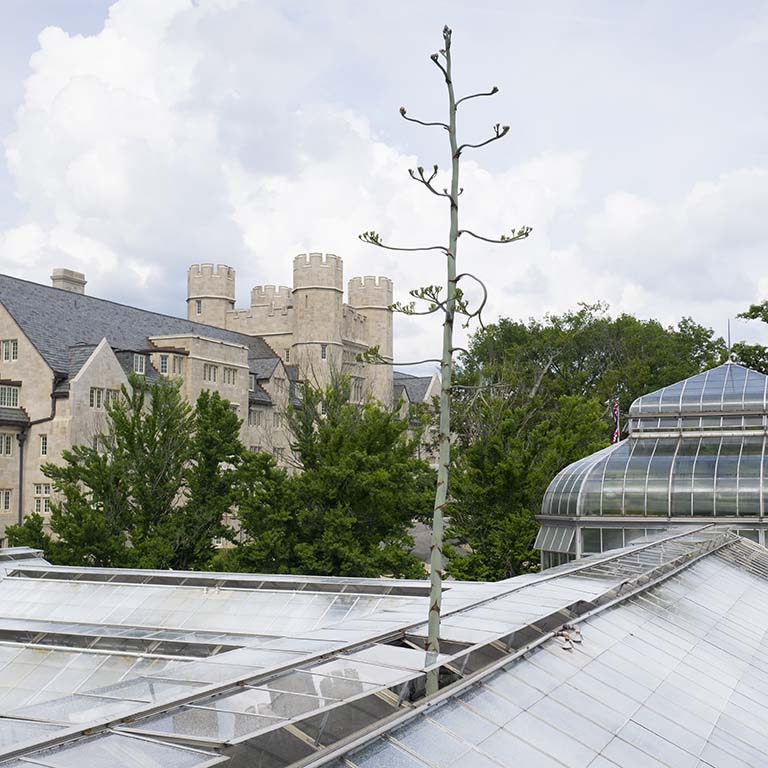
left=611, top=398, right=620, bottom=444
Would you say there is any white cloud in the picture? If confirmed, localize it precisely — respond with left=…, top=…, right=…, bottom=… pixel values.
left=2, top=0, right=768, bottom=368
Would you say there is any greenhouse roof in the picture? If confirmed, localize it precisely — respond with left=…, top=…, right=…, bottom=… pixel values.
left=629, top=362, right=768, bottom=417
left=542, top=363, right=768, bottom=519
left=0, top=527, right=765, bottom=766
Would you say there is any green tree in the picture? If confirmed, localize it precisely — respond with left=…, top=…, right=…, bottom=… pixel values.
left=446, top=304, right=730, bottom=579
left=5, top=512, right=54, bottom=556
left=9, top=375, right=195, bottom=568
left=171, top=389, right=244, bottom=570
left=218, top=377, right=434, bottom=579
left=213, top=451, right=297, bottom=573
left=447, top=395, right=607, bottom=580
left=287, top=378, right=434, bottom=578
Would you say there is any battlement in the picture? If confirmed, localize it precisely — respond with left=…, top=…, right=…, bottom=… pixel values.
left=293, top=252, right=343, bottom=290
left=251, top=285, right=292, bottom=306
left=187, top=263, right=236, bottom=300
left=348, top=275, right=394, bottom=307
left=188, top=263, right=236, bottom=280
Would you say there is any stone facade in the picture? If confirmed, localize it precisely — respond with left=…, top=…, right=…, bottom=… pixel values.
left=187, top=254, right=394, bottom=404
left=0, top=269, right=299, bottom=543
left=0, top=257, right=408, bottom=544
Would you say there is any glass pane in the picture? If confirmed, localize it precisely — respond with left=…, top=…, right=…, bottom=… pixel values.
left=737, top=437, right=762, bottom=516
left=714, top=438, right=741, bottom=516
left=129, top=705, right=275, bottom=741
left=602, top=529, right=624, bottom=551
left=582, top=528, right=601, bottom=554
left=670, top=439, right=698, bottom=516
left=644, top=439, right=676, bottom=516
left=692, top=438, right=718, bottom=515
left=623, top=440, right=657, bottom=515
left=20, top=733, right=216, bottom=768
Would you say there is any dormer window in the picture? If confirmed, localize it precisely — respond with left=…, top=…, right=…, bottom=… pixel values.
left=249, top=374, right=256, bottom=392
left=133, top=354, right=146, bottom=374
left=159, top=355, right=168, bottom=374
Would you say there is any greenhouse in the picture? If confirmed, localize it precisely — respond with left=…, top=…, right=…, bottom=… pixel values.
left=537, top=362, right=768, bottom=568
left=0, top=526, right=766, bottom=767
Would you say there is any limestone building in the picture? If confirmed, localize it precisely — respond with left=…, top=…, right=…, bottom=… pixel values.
left=186, top=253, right=393, bottom=404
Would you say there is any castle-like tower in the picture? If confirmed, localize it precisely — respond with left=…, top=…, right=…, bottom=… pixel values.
left=186, top=256, right=393, bottom=405
left=348, top=276, right=393, bottom=403
left=187, top=264, right=235, bottom=327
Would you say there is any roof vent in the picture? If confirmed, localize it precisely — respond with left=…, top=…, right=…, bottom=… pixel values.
left=51, top=268, right=86, bottom=294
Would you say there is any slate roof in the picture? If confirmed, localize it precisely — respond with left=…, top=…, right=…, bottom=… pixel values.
left=0, top=407, right=29, bottom=427
left=0, top=273, right=278, bottom=377
left=393, top=370, right=434, bottom=403
left=249, top=357, right=280, bottom=380
left=113, top=350, right=161, bottom=384
left=248, top=384, right=272, bottom=405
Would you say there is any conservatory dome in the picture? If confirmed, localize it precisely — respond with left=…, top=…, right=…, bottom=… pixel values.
left=541, top=362, right=768, bottom=520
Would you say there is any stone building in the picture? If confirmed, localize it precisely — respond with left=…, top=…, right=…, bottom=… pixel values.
left=0, top=268, right=300, bottom=543
left=186, top=253, right=393, bottom=404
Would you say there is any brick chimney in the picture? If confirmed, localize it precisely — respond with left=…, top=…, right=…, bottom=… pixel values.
left=50, top=268, right=86, bottom=294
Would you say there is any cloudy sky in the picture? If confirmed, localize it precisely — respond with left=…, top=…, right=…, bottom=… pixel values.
left=1, top=0, right=767, bottom=370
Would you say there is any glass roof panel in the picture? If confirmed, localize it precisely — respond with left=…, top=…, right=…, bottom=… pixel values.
left=542, top=431, right=768, bottom=519
left=630, top=363, right=768, bottom=417
left=0, top=718, right=63, bottom=750
left=19, top=733, right=220, bottom=768
left=125, top=705, right=277, bottom=743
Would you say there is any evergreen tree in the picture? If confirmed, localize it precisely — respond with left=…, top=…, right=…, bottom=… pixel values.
left=171, top=389, right=244, bottom=570
left=217, top=377, right=434, bottom=578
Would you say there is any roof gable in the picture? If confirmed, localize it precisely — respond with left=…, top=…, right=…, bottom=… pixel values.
left=0, top=273, right=278, bottom=376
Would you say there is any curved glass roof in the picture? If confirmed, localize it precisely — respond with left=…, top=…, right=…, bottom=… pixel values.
left=541, top=434, right=766, bottom=517
left=630, top=362, right=768, bottom=416
left=543, top=363, right=768, bottom=518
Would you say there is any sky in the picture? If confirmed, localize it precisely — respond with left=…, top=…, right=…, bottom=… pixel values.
left=0, top=0, right=767, bottom=372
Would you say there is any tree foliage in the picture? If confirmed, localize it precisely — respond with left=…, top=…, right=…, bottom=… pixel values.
left=216, top=377, right=434, bottom=578
left=8, top=376, right=240, bottom=570
left=446, top=304, right=733, bottom=580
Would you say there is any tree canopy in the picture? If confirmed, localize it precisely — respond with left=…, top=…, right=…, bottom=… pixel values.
left=7, top=376, right=242, bottom=570
left=215, top=377, right=434, bottom=578
left=445, top=304, right=735, bottom=580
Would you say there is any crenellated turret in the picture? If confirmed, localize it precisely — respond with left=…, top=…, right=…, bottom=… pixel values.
left=348, top=276, right=393, bottom=405
left=187, top=264, right=236, bottom=327
left=292, top=254, right=344, bottom=383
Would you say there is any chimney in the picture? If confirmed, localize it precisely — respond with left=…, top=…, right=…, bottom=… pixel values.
left=50, top=268, right=87, bottom=294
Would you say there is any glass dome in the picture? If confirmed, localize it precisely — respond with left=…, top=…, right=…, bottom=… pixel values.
left=541, top=363, right=768, bottom=519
